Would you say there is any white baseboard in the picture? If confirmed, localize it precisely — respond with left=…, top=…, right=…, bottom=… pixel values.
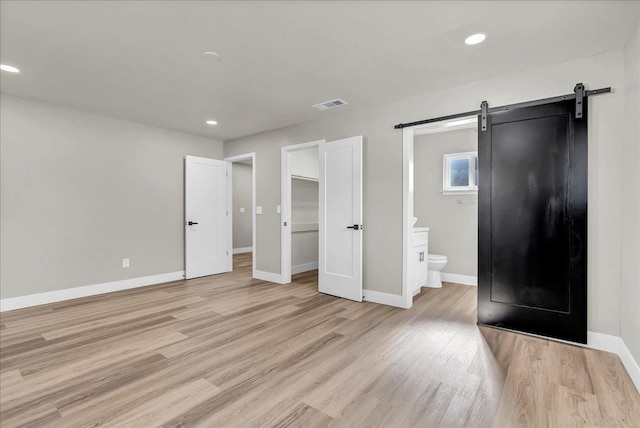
left=586, top=331, right=640, bottom=392
left=291, top=261, right=318, bottom=275
left=253, top=270, right=287, bottom=284
left=363, top=289, right=406, bottom=308
left=233, top=247, right=253, bottom=254
left=585, top=331, right=623, bottom=353
left=0, top=271, right=185, bottom=312
left=440, top=273, right=477, bottom=286
left=617, top=339, right=640, bottom=393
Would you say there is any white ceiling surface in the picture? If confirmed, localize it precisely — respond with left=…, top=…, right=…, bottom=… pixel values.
left=1, top=1, right=638, bottom=141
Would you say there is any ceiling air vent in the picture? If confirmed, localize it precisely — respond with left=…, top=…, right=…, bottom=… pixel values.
left=312, top=98, right=348, bottom=111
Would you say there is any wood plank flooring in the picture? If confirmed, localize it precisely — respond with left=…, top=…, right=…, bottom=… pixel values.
left=1, top=253, right=639, bottom=427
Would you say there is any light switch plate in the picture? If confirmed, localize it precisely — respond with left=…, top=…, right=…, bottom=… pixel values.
left=276, top=205, right=281, bottom=214
left=122, top=258, right=130, bottom=268
left=240, top=207, right=245, bottom=213
left=256, top=206, right=263, bottom=215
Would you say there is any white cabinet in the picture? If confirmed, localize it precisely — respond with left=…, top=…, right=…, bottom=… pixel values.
left=410, top=227, right=429, bottom=294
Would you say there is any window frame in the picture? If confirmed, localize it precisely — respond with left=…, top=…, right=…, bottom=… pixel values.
left=442, top=151, right=478, bottom=195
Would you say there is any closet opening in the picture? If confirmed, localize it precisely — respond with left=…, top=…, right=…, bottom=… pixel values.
left=281, top=140, right=324, bottom=285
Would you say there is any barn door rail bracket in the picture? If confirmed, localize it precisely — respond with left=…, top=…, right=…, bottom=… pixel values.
left=393, top=84, right=611, bottom=130
left=574, top=83, right=585, bottom=119
left=480, top=101, right=488, bottom=131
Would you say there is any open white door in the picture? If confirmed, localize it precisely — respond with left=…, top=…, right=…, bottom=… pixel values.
left=185, top=155, right=229, bottom=279
left=319, top=136, right=363, bottom=301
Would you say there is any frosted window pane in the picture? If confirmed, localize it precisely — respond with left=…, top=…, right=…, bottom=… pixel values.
left=450, top=159, right=469, bottom=187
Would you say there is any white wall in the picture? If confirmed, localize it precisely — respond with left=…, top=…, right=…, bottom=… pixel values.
left=290, top=147, right=319, bottom=180
left=232, top=163, right=253, bottom=250
left=0, top=95, right=224, bottom=299
left=620, top=19, right=640, bottom=366
left=414, top=128, right=477, bottom=277
left=224, top=50, right=625, bottom=337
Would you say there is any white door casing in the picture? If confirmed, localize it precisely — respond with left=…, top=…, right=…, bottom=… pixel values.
left=319, top=136, right=363, bottom=302
left=185, top=155, right=229, bottom=279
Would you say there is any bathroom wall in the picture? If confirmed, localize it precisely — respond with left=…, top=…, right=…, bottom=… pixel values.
left=414, top=128, right=478, bottom=278
left=232, top=162, right=253, bottom=250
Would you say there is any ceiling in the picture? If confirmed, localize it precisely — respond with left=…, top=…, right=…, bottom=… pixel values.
left=1, top=1, right=638, bottom=141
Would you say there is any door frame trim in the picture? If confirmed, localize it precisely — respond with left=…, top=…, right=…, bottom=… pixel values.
left=281, top=140, right=325, bottom=284
left=402, top=117, right=478, bottom=309
left=224, top=152, right=257, bottom=280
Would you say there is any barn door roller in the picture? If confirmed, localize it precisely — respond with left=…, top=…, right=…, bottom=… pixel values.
left=476, top=83, right=606, bottom=131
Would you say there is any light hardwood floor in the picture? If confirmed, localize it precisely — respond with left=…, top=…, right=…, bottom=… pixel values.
left=1, top=253, right=639, bottom=427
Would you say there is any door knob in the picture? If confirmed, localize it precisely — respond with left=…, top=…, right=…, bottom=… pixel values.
left=188, top=221, right=198, bottom=226
left=347, top=225, right=361, bottom=230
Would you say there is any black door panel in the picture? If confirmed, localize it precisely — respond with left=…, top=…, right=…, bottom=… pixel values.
left=478, top=101, right=587, bottom=343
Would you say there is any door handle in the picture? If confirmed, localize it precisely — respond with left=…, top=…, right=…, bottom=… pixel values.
left=188, top=221, right=199, bottom=226
left=346, top=225, right=361, bottom=230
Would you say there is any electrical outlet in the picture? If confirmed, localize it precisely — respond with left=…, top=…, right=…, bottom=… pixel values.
left=240, top=207, right=245, bottom=213
left=122, top=258, right=130, bottom=268
left=276, top=205, right=281, bottom=214
left=256, top=206, right=263, bottom=215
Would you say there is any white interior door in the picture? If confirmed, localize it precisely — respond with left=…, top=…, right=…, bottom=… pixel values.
left=319, top=136, right=363, bottom=301
left=185, top=155, right=229, bottom=279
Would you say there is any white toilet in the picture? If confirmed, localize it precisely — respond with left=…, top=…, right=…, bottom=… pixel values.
left=426, top=254, right=448, bottom=288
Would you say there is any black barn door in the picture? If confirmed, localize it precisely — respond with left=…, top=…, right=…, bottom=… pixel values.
left=478, top=99, right=587, bottom=343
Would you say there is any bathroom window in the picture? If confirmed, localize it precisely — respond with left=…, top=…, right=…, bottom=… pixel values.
left=442, top=151, right=478, bottom=195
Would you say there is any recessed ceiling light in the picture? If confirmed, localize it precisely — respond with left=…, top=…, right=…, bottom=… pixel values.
left=202, top=51, right=221, bottom=61
left=465, top=33, right=486, bottom=45
left=206, top=120, right=218, bottom=126
left=0, top=64, right=20, bottom=73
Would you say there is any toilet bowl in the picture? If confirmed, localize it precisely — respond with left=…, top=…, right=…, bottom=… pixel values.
left=426, top=254, right=448, bottom=288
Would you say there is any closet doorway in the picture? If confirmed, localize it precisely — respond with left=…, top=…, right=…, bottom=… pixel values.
left=280, top=140, right=323, bottom=284
left=281, top=136, right=364, bottom=301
